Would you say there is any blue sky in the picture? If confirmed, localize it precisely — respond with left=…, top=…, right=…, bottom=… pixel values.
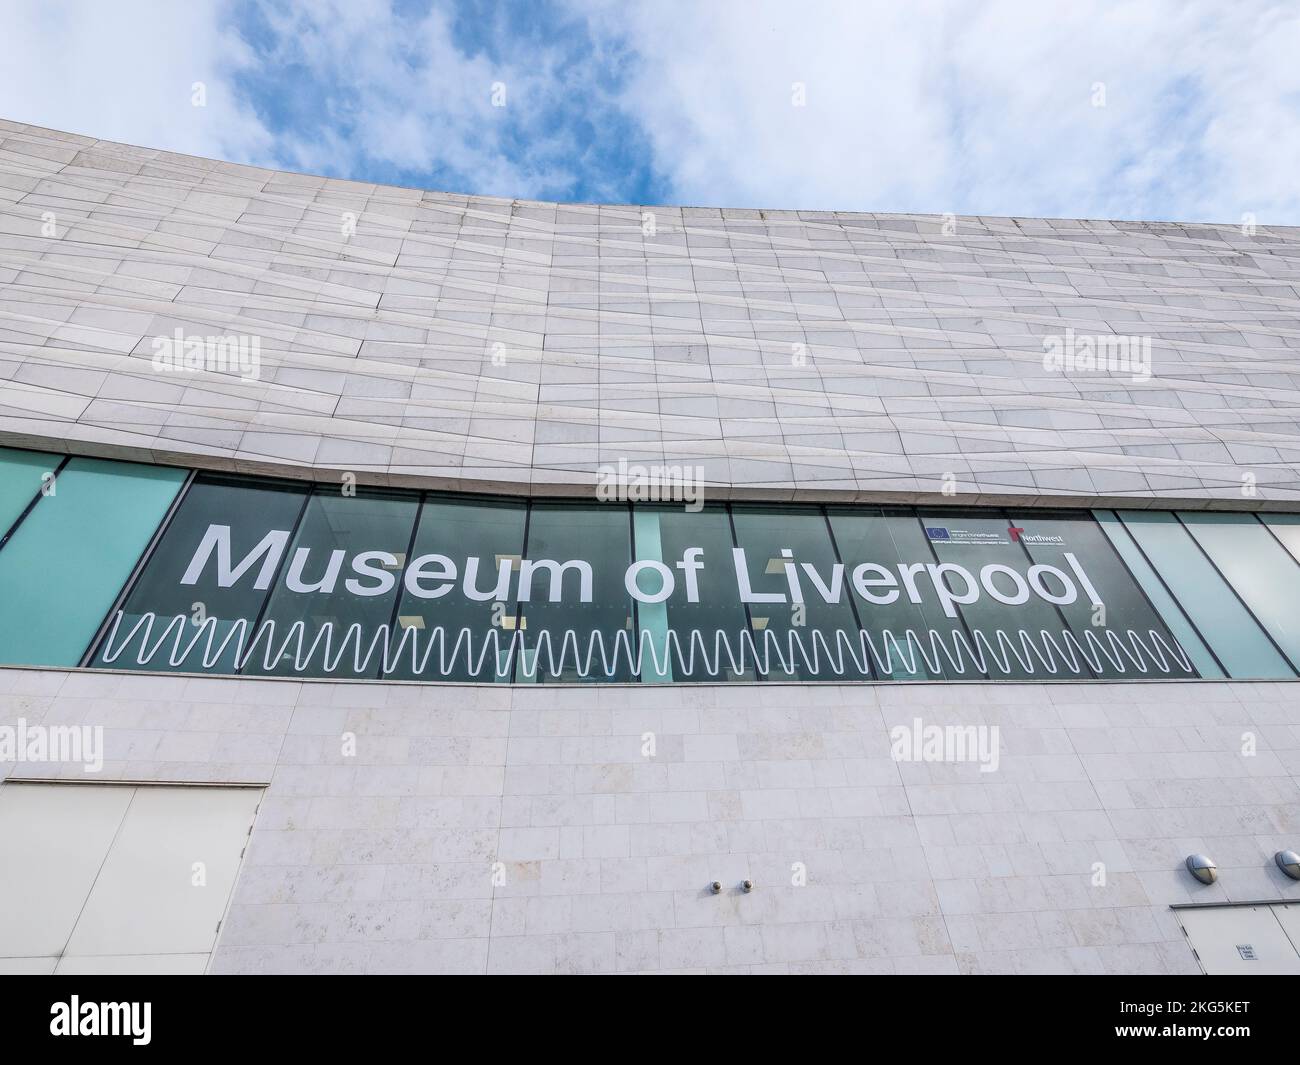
left=228, top=0, right=667, bottom=204
left=3, top=0, right=1300, bottom=223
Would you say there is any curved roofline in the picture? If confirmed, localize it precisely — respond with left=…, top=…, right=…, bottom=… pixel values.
left=4, top=117, right=1292, bottom=231
left=2, top=116, right=1299, bottom=512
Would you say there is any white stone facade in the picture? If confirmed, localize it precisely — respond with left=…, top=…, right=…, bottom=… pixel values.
left=1, top=119, right=1299, bottom=508
left=3, top=666, right=1297, bottom=973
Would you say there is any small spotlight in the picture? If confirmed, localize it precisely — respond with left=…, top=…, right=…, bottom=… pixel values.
left=742, top=880, right=754, bottom=893
left=709, top=881, right=722, bottom=895
left=1185, top=854, right=1218, bottom=885
left=1275, top=850, right=1300, bottom=881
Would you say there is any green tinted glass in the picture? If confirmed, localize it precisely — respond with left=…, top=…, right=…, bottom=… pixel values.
left=93, top=473, right=309, bottom=674
left=1117, top=511, right=1294, bottom=679
left=730, top=506, right=871, bottom=681
left=252, top=487, right=419, bottom=678
left=828, top=508, right=952, bottom=680
left=519, top=502, right=634, bottom=683
left=1007, top=510, right=1199, bottom=680
left=0, top=446, right=62, bottom=537
left=635, top=505, right=755, bottom=682
left=1093, top=510, right=1222, bottom=679
left=0, top=457, right=186, bottom=667
left=387, top=494, right=527, bottom=682
left=1178, top=512, right=1300, bottom=673
left=916, top=509, right=1070, bottom=680
left=1263, top=514, right=1300, bottom=566
left=50, top=459, right=1300, bottom=687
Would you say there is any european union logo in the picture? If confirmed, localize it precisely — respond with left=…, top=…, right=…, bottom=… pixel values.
left=925, top=527, right=950, bottom=541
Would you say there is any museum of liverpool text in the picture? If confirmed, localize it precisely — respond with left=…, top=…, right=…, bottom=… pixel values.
left=2, top=449, right=1299, bottom=683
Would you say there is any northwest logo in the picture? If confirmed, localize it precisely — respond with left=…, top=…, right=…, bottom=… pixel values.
left=1009, top=527, right=1066, bottom=545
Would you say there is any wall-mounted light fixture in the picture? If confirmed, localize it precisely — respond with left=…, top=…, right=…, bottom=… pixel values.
left=1275, top=850, right=1300, bottom=880
left=1185, top=854, right=1218, bottom=885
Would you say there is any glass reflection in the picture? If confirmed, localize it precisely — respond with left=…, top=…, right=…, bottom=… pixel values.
left=729, top=506, right=871, bottom=681
left=251, top=487, right=419, bottom=678
left=519, top=502, right=634, bottom=683
left=92, top=473, right=308, bottom=675
left=916, top=509, right=1085, bottom=680
left=1007, top=510, right=1198, bottom=679
left=1117, top=511, right=1294, bottom=679
left=828, top=507, right=954, bottom=680
left=634, top=505, right=754, bottom=682
left=387, top=495, right=527, bottom=682
left=1178, top=512, right=1300, bottom=673
left=78, top=463, right=1300, bottom=688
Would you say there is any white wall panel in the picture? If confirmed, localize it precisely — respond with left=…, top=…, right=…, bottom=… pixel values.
left=0, top=782, right=261, bottom=973
left=0, top=782, right=130, bottom=957
left=66, top=786, right=261, bottom=957
left=1176, top=905, right=1300, bottom=975
left=0, top=956, right=58, bottom=973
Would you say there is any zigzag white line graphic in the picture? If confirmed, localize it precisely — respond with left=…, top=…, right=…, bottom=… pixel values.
left=96, top=611, right=1197, bottom=680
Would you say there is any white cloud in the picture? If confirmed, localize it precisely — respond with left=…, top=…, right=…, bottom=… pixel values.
left=0, top=0, right=272, bottom=163
left=581, top=0, right=1300, bottom=223
left=1, top=0, right=1297, bottom=223
left=581, top=0, right=955, bottom=210
left=0, top=0, right=609, bottom=200
left=241, top=0, right=591, bottom=198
